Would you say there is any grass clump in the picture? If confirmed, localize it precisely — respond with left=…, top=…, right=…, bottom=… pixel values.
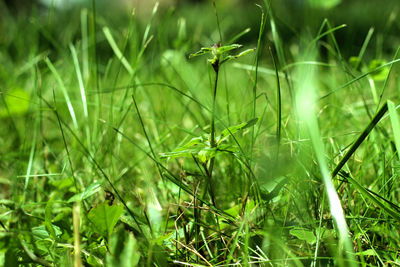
left=1, top=0, right=400, bottom=266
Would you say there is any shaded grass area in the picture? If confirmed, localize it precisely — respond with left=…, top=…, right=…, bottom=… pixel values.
left=1, top=0, right=400, bottom=266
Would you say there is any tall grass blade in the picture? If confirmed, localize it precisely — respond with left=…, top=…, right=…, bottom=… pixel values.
left=70, top=43, right=91, bottom=146
left=387, top=100, right=400, bottom=160
left=103, top=26, right=134, bottom=75
left=270, top=47, right=281, bottom=149
left=296, top=60, right=356, bottom=266
left=80, top=8, right=89, bottom=81
left=356, top=27, right=374, bottom=69
left=250, top=5, right=266, bottom=156
left=377, top=47, right=400, bottom=108
left=44, top=57, right=79, bottom=130
left=320, top=58, right=400, bottom=99
left=23, top=117, right=39, bottom=203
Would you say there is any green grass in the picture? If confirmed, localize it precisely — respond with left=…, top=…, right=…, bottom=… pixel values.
left=1, top=0, right=400, bottom=266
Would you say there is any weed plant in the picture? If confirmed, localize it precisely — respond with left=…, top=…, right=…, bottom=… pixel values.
left=1, top=0, right=400, bottom=266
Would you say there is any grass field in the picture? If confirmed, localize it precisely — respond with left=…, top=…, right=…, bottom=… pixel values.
left=1, top=0, right=400, bottom=266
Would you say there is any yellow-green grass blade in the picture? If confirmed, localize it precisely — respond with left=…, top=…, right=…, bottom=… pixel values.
left=70, top=43, right=90, bottom=146
left=388, top=100, right=400, bottom=161
left=296, top=61, right=356, bottom=266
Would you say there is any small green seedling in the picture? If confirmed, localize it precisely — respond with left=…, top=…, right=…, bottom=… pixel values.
left=189, top=43, right=255, bottom=72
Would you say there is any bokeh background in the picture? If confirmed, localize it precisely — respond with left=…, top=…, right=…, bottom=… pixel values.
left=2, top=0, right=399, bottom=59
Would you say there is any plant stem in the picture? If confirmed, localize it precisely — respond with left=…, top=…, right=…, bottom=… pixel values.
left=210, top=68, right=219, bottom=148
left=208, top=65, right=219, bottom=206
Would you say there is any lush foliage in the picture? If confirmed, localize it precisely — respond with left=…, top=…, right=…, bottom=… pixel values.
left=1, top=0, right=400, bottom=266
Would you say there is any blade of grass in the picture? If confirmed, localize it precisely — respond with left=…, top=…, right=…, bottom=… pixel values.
left=90, top=0, right=101, bottom=142
left=377, top=46, right=400, bottom=108
left=227, top=27, right=251, bottom=45
left=142, top=2, right=158, bottom=47
left=81, top=8, right=89, bottom=81
left=52, top=90, right=80, bottom=192
left=320, top=58, right=400, bottom=99
left=309, top=24, right=347, bottom=50
left=270, top=47, right=281, bottom=152
left=70, top=43, right=90, bottom=146
left=344, top=174, right=400, bottom=221
left=22, top=116, right=39, bottom=203
left=356, top=28, right=374, bottom=70
left=250, top=5, right=266, bottom=157
left=211, top=0, right=223, bottom=43
left=103, top=26, right=133, bottom=75
left=387, top=100, right=400, bottom=161
left=331, top=103, right=388, bottom=178
left=296, top=61, right=356, bottom=266
left=44, top=57, right=79, bottom=130
left=131, top=94, right=163, bottom=178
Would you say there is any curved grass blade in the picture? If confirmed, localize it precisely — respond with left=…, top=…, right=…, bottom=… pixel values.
left=320, top=58, right=400, bottom=99
left=45, top=57, right=79, bottom=130
left=296, top=60, right=356, bottom=266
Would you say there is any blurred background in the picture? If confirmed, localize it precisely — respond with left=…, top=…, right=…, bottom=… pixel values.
left=2, top=0, right=399, bottom=60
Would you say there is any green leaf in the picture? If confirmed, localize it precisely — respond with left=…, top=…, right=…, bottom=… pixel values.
left=290, top=227, right=316, bottom=245
left=88, top=203, right=124, bottom=237
left=220, top=48, right=256, bottom=65
left=68, top=180, right=103, bottom=203
left=161, top=118, right=257, bottom=161
left=0, top=88, right=30, bottom=118
left=369, top=59, right=389, bottom=81
left=32, top=225, right=62, bottom=240
left=218, top=117, right=259, bottom=143
left=189, top=47, right=212, bottom=59
left=32, top=226, right=51, bottom=240
left=160, top=136, right=208, bottom=160
left=356, top=249, right=377, bottom=256
left=216, top=44, right=242, bottom=54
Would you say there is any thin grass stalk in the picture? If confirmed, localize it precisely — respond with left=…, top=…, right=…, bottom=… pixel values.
left=70, top=44, right=91, bottom=147
left=331, top=103, right=388, bottom=178
left=52, top=90, right=80, bottom=193
left=251, top=7, right=266, bottom=154
left=90, top=0, right=101, bottom=142
left=207, top=66, right=219, bottom=207
left=23, top=116, right=38, bottom=203
left=377, top=46, right=400, bottom=108
left=211, top=0, right=223, bottom=43
left=270, top=47, right=281, bottom=154
left=80, top=9, right=89, bottom=81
